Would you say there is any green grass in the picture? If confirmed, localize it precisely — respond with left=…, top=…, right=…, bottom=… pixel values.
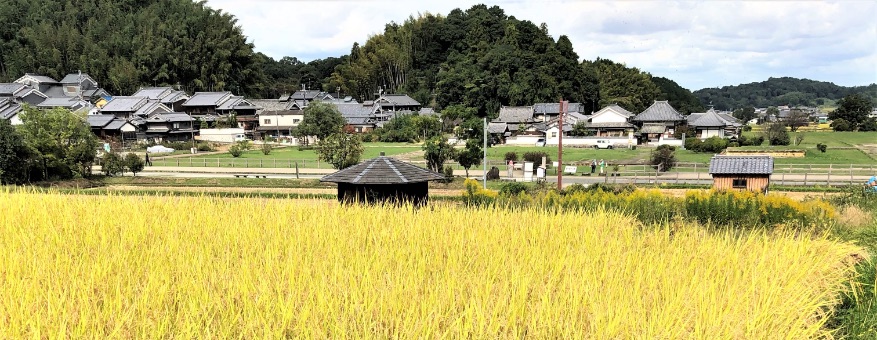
left=490, top=145, right=651, bottom=164
left=742, top=131, right=877, bottom=148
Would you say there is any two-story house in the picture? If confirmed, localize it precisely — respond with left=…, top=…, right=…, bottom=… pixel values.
left=132, top=87, right=190, bottom=112
left=99, top=96, right=171, bottom=119
left=142, top=112, right=196, bottom=142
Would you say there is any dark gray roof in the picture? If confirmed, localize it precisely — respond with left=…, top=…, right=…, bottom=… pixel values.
left=377, top=94, right=420, bottom=107
left=217, top=96, right=251, bottom=110
left=291, top=90, right=324, bottom=100
left=183, top=92, right=232, bottom=107
left=334, top=103, right=372, bottom=117
left=419, top=108, right=437, bottom=116
left=534, top=102, right=583, bottom=115
left=22, top=74, right=58, bottom=83
left=134, top=101, right=171, bottom=116
left=37, top=97, right=81, bottom=108
left=345, top=116, right=373, bottom=125
left=709, top=156, right=774, bottom=175
left=633, top=101, right=684, bottom=122
left=0, top=83, right=27, bottom=96
left=321, top=156, right=445, bottom=184
left=0, top=99, right=21, bottom=119
left=148, top=112, right=193, bottom=122
left=487, top=122, right=508, bottom=134
left=104, top=119, right=129, bottom=130
left=688, top=110, right=729, bottom=127
left=59, top=73, right=97, bottom=86
left=86, top=114, right=115, bottom=128
left=497, top=106, right=534, bottom=123
left=100, top=96, right=147, bottom=112
left=250, top=99, right=287, bottom=112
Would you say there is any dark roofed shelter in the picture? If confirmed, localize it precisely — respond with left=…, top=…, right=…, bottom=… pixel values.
left=709, top=156, right=774, bottom=193
left=320, top=154, right=446, bottom=206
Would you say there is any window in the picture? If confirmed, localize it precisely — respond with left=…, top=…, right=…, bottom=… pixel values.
left=293, top=119, right=300, bottom=124
left=551, top=132, right=557, bottom=138
left=732, top=179, right=747, bottom=189
left=173, top=123, right=180, bottom=129
left=264, top=119, right=271, bottom=124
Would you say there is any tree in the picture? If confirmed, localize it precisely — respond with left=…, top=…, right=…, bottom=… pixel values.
left=102, top=152, right=125, bottom=177
left=786, top=109, right=810, bottom=132
left=124, top=153, right=145, bottom=177
left=0, top=119, right=31, bottom=185
left=17, top=105, right=99, bottom=180
left=831, top=118, right=852, bottom=131
left=294, top=102, right=344, bottom=141
left=423, top=136, right=456, bottom=172
left=831, top=93, right=874, bottom=131
left=763, top=122, right=791, bottom=146
left=732, top=106, right=757, bottom=124
left=766, top=107, right=780, bottom=121
left=456, top=140, right=483, bottom=177
left=317, top=133, right=363, bottom=170
left=261, top=138, right=273, bottom=155
left=650, top=145, right=677, bottom=172
left=568, top=121, right=593, bottom=137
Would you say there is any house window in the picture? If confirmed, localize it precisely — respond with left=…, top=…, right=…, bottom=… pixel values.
left=264, top=119, right=271, bottom=124
left=732, top=179, right=747, bottom=189
left=551, top=132, right=557, bottom=138
left=173, top=123, right=180, bottom=129
left=293, top=119, right=300, bottom=123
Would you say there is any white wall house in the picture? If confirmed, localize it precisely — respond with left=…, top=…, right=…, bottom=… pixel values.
left=256, top=110, right=303, bottom=139
left=587, top=104, right=636, bottom=137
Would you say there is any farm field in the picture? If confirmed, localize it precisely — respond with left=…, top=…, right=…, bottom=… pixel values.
left=0, top=190, right=867, bottom=338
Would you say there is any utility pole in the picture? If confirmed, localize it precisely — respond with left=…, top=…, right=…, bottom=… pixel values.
left=483, top=116, right=487, bottom=189
left=557, top=99, right=567, bottom=190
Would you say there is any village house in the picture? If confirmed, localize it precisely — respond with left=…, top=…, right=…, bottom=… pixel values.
left=181, top=92, right=259, bottom=138
left=686, top=108, right=743, bottom=139
left=533, top=102, right=586, bottom=122
left=14, top=72, right=111, bottom=103
left=98, top=96, right=172, bottom=119
left=631, top=101, right=686, bottom=145
left=141, top=112, right=196, bottom=142
left=0, top=83, right=47, bottom=105
left=86, top=115, right=137, bottom=145
left=132, top=87, right=190, bottom=112
left=585, top=104, right=635, bottom=137
left=0, top=98, right=23, bottom=125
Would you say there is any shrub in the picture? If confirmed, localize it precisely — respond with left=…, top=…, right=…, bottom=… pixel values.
left=261, top=142, right=273, bottom=155
left=462, top=178, right=497, bottom=206
left=123, top=153, right=145, bottom=177
left=504, top=152, right=518, bottom=162
left=499, top=182, right=529, bottom=196
left=816, top=143, right=827, bottom=153
left=831, top=118, right=852, bottom=132
left=228, top=145, right=243, bottom=157
left=701, top=136, right=729, bottom=153
left=102, top=152, right=125, bottom=176
left=684, top=190, right=835, bottom=229
left=442, top=165, right=454, bottom=184
left=650, top=145, right=677, bottom=172
left=522, top=151, right=551, bottom=170
left=737, top=135, right=764, bottom=147
left=728, top=142, right=739, bottom=147
left=685, top=138, right=702, bottom=152
left=196, top=142, right=214, bottom=152
left=486, top=166, right=500, bottom=180
left=162, top=141, right=190, bottom=151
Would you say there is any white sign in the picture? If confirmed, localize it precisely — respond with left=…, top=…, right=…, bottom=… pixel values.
left=564, top=166, right=577, bottom=174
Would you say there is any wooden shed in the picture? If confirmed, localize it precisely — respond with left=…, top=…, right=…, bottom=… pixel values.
left=708, top=156, right=774, bottom=193
left=320, top=154, right=446, bottom=206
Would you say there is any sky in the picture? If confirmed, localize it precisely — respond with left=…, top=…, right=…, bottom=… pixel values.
left=205, top=0, right=877, bottom=91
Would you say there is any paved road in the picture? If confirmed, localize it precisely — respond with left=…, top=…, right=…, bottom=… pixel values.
left=100, top=165, right=873, bottom=187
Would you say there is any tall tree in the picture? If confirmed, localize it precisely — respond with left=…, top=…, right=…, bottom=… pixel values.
left=583, top=58, right=661, bottom=113
left=294, top=102, right=344, bottom=141
left=422, top=136, right=456, bottom=172
left=0, top=119, right=31, bottom=184
left=17, top=105, right=99, bottom=180
left=317, top=133, right=363, bottom=170
left=831, top=93, right=874, bottom=131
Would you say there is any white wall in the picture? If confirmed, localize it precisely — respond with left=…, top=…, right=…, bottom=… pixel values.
left=198, top=128, right=246, bottom=143
left=654, top=136, right=684, bottom=147
left=547, top=136, right=631, bottom=147
left=259, top=114, right=302, bottom=127
left=590, top=111, right=628, bottom=124
left=8, top=114, right=22, bottom=126
left=699, top=128, right=723, bottom=139
left=505, top=135, right=542, bottom=145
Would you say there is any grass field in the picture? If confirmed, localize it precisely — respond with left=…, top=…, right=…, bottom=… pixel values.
left=0, top=190, right=866, bottom=338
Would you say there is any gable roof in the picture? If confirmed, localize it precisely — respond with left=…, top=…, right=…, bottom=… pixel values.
left=183, top=92, right=232, bottom=107
left=487, top=122, right=508, bottom=134
left=250, top=99, right=288, bottom=112
left=16, top=74, right=58, bottom=84
left=0, top=98, right=22, bottom=119
left=592, top=104, right=634, bottom=118
left=100, top=96, right=147, bottom=112
left=334, top=103, right=372, bottom=117
left=688, top=109, right=742, bottom=128
left=132, top=87, right=173, bottom=100
left=534, top=102, right=584, bottom=115
left=633, top=101, right=684, bottom=122
left=291, top=90, right=325, bottom=101
left=104, top=119, right=132, bottom=130
left=709, top=156, right=774, bottom=175
left=376, top=94, right=420, bottom=107
left=134, top=101, right=171, bottom=116
left=86, top=114, right=116, bottom=128
left=0, top=83, right=27, bottom=96
left=59, top=73, right=98, bottom=86
left=497, top=106, right=534, bottom=123
left=147, top=112, right=193, bottom=123
left=36, top=97, right=85, bottom=108
left=320, top=156, right=445, bottom=184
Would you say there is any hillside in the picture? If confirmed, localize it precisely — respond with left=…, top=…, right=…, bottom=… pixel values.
left=0, top=0, right=266, bottom=96
left=694, top=77, right=877, bottom=110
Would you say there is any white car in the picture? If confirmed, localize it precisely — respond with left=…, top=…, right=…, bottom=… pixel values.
left=535, top=138, right=546, bottom=147
left=146, top=145, right=174, bottom=154
left=594, top=140, right=614, bottom=149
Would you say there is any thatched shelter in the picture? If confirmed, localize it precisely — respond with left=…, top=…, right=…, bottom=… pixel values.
left=320, top=154, right=446, bottom=206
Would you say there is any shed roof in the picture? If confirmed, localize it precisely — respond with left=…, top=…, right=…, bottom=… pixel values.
left=487, top=122, right=508, bottom=134
left=633, top=101, right=684, bottom=122
left=86, top=114, right=115, bottom=128
left=709, top=156, right=774, bottom=175
left=321, top=156, right=445, bottom=184
left=0, top=99, right=21, bottom=119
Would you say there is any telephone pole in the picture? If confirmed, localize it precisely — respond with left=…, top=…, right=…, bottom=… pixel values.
left=557, top=99, right=567, bottom=191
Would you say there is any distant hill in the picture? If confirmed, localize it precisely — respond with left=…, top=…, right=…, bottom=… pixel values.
left=693, top=77, right=877, bottom=110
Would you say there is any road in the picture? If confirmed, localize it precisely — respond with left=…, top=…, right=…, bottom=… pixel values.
left=106, top=165, right=872, bottom=187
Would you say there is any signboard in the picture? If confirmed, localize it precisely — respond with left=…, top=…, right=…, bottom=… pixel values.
left=523, top=162, right=534, bottom=181
left=564, top=166, right=578, bottom=174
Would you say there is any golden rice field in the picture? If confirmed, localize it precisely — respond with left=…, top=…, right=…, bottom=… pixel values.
left=0, top=190, right=867, bottom=338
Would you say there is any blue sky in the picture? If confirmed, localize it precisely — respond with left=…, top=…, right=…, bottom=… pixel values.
left=206, top=0, right=877, bottom=91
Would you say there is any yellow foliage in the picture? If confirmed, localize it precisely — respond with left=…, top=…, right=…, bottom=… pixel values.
left=0, top=190, right=866, bottom=338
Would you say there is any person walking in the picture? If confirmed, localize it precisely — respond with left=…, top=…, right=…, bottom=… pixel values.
left=145, top=153, right=152, bottom=166
left=591, top=159, right=597, bottom=174
left=599, top=159, right=605, bottom=175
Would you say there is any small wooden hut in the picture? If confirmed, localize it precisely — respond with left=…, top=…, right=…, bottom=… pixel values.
left=320, top=154, right=446, bottom=206
left=708, top=156, right=774, bottom=193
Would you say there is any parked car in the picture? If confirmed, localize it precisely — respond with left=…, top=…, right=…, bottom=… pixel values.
left=535, top=138, right=546, bottom=147
left=594, top=139, right=614, bottom=149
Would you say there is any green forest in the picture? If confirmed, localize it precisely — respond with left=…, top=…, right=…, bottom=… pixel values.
left=694, top=77, right=877, bottom=110
left=1, top=1, right=873, bottom=113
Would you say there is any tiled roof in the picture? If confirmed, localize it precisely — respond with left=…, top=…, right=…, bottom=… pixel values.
left=100, top=96, right=147, bottom=112
left=533, top=102, right=583, bottom=115
left=148, top=112, right=193, bottom=122
left=419, top=108, right=437, bottom=116
left=250, top=99, right=288, bottom=112
left=0, top=99, right=22, bottom=119
left=183, top=92, right=232, bottom=107
left=86, top=114, right=115, bottom=128
left=321, top=156, right=445, bottom=184
left=132, top=87, right=172, bottom=100
left=59, top=73, right=97, bottom=85
left=497, top=106, right=534, bottom=123
left=377, top=94, right=420, bottom=107
left=334, top=103, right=372, bottom=117
left=345, top=116, right=373, bottom=125
left=0, top=83, right=26, bottom=96
left=37, top=97, right=81, bottom=108
left=217, top=96, right=244, bottom=110
left=584, top=122, right=635, bottom=129
left=22, top=74, right=58, bottom=83
left=291, top=90, right=324, bottom=100
left=134, top=101, right=171, bottom=116
left=104, top=119, right=129, bottom=130
left=592, top=104, right=634, bottom=118
left=688, top=109, right=730, bottom=127
left=709, top=156, right=774, bottom=175
left=487, top=122, right=508, bottom=134
left=640, top=123, right=667, bottom=134
left=633, top=101, right=684, bottom=122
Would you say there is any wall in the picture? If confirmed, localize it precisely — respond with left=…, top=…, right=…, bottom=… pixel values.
left=698, top=128, right=723, bottom=139
left=197, top=128, right=246, bottom=143
left=259, top=114, right=302, bottom=127
left=590, top=111, right=627, bottom=124
left=505, top=135, right=543, bottom=145
left=547, top=136, right=631, bottom=147
left=712, top=175, right=770, bottom=192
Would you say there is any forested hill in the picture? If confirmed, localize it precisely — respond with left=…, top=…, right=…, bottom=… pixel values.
left=0, top=0, right=266, bottom=96
left=694, top=77, right=877, bottom=110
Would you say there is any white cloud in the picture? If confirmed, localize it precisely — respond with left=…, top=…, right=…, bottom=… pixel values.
left=206, top=0, right=877, bottom=90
